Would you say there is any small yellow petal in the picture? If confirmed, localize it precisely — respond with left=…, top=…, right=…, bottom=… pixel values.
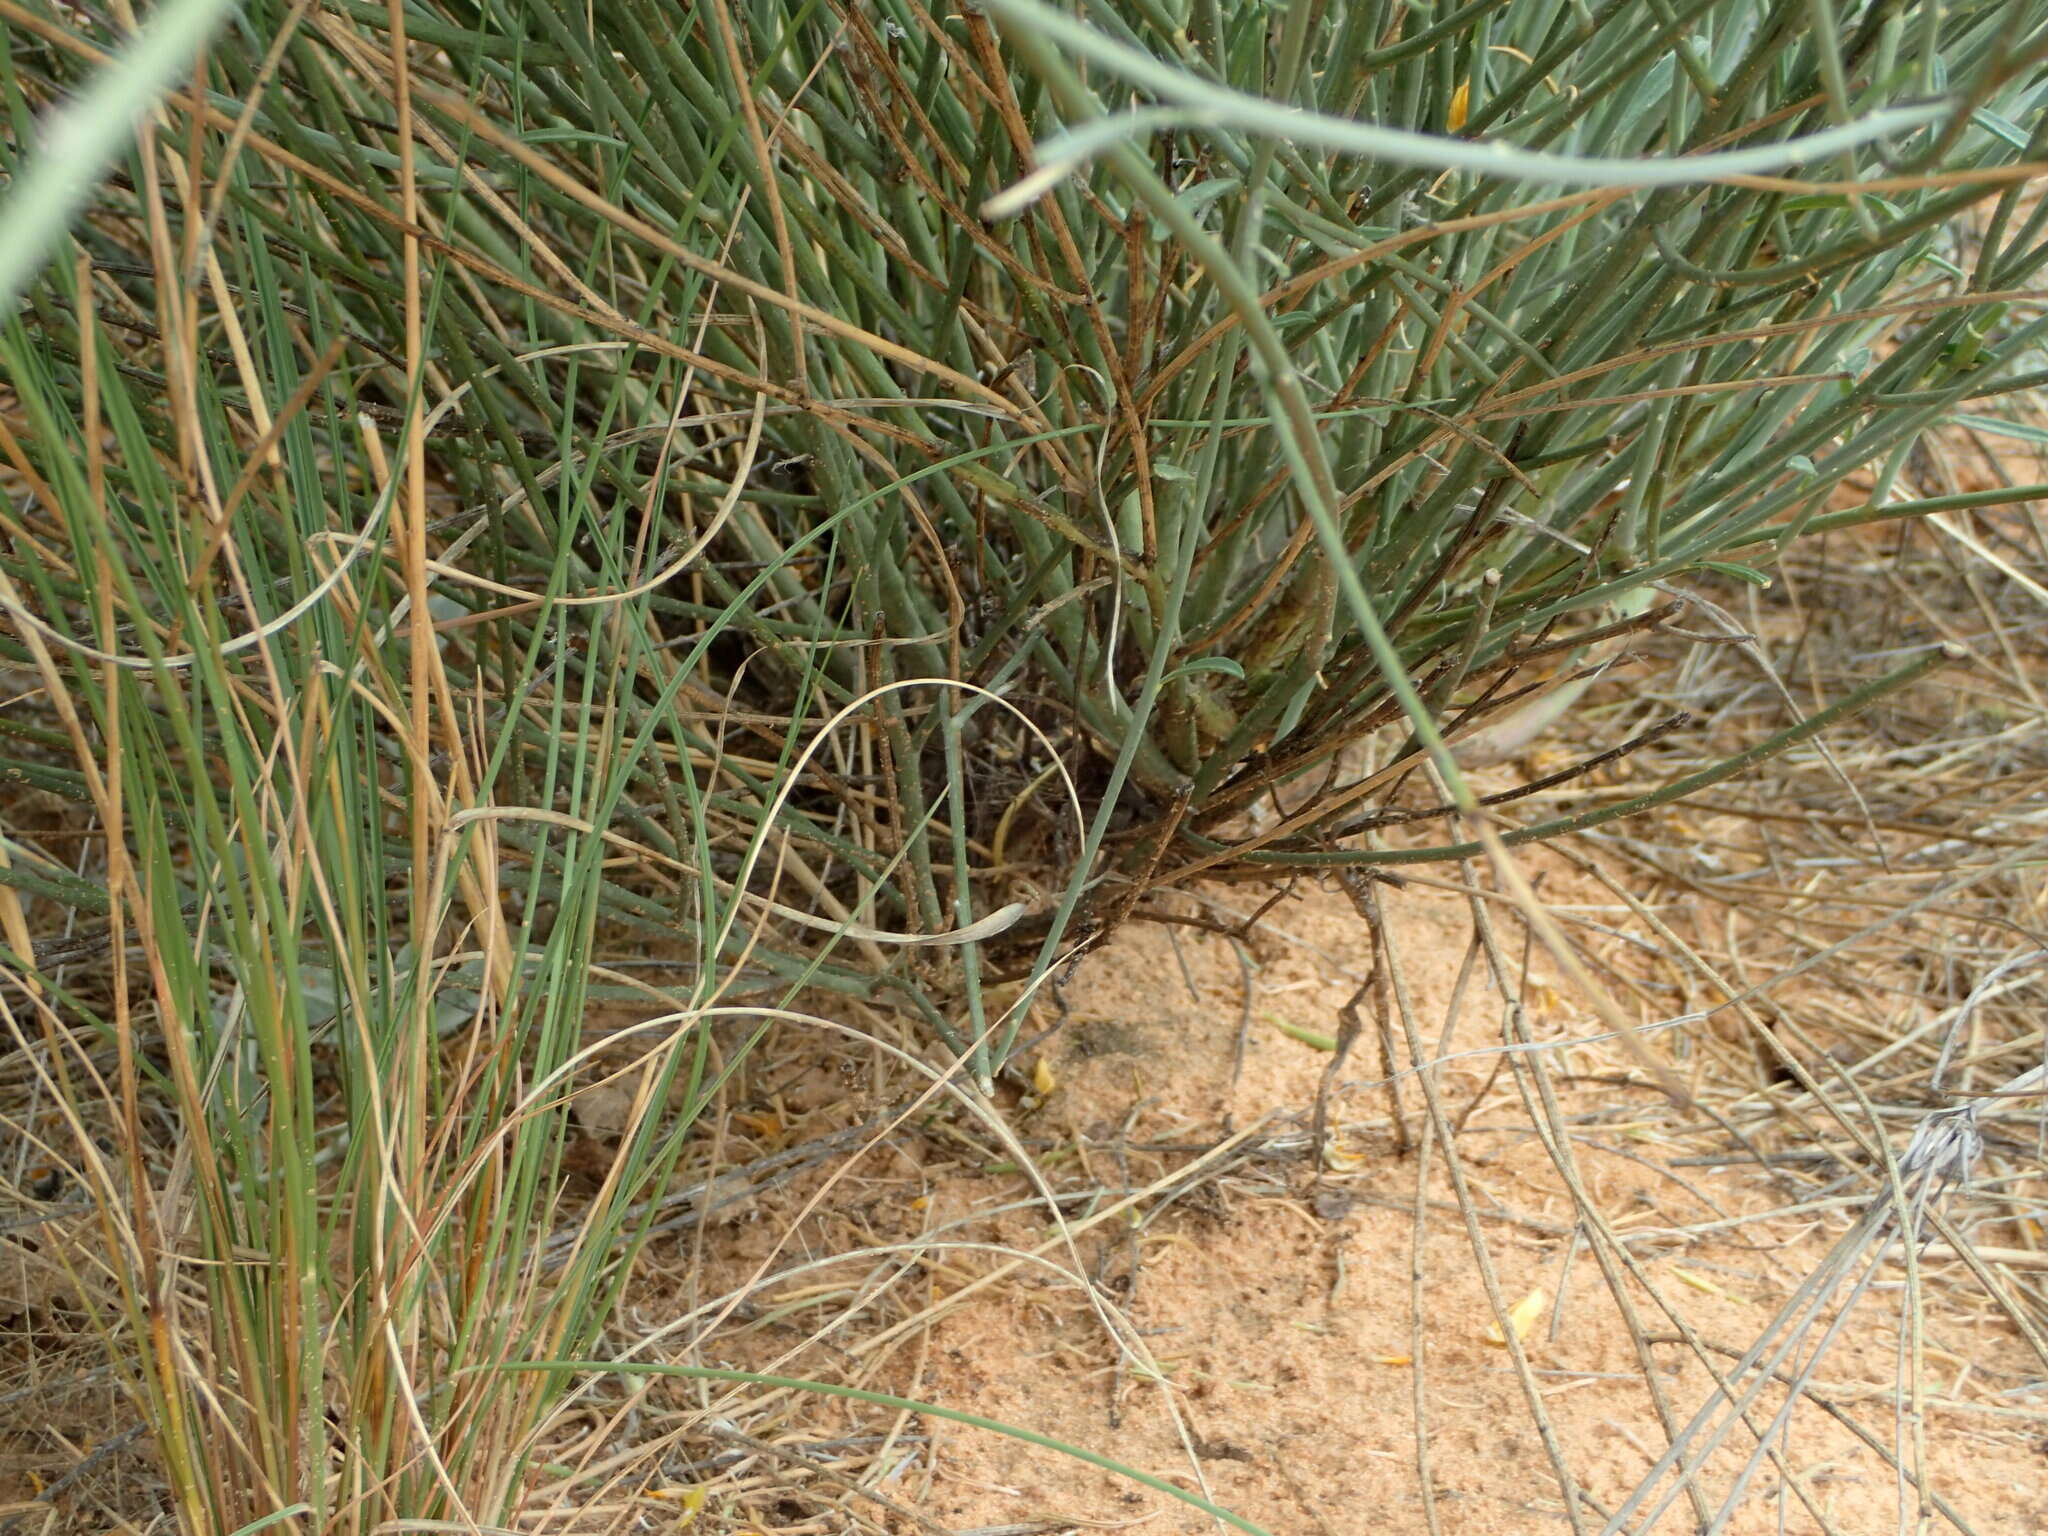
left=1448, top=81, right=1471, bottom=133
left=1484, top=1285, right=1548, bottom=1347
left=1668, top=1264, right=1747, bottom=1305
left=649, top=1487, right=707, bottom=1525
left=1032, top=1056, right=1057, bottom=1096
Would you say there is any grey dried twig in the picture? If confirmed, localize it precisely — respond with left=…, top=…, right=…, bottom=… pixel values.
left=1601, top=1076, right=2026, bottom=1536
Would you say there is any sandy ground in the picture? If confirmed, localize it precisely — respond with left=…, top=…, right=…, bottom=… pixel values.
left=609, top=863, right=2048, bottom=1536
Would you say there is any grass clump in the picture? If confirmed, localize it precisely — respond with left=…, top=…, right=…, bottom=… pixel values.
left=0, top=0, right=2045, bottom=1530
